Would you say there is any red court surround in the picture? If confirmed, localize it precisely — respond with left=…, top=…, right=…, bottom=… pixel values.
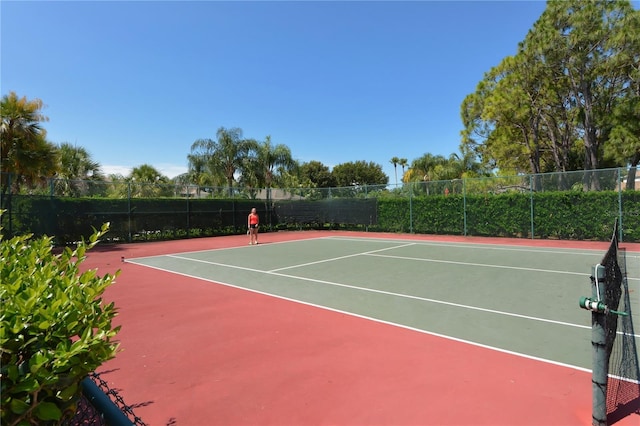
left=82, top=231, right=639, bottom=425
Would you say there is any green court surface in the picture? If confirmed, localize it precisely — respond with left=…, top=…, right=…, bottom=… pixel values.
left=127, top=236, right=640, bottom=371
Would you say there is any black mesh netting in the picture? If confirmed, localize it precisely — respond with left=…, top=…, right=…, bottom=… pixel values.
left=598, top=222, right=640, bottom=423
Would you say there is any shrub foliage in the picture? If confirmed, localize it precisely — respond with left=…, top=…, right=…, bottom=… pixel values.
left=0, top=222, right=120, bottom=425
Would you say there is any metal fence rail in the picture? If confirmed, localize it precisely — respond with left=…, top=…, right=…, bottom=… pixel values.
left=66, top=372, right=146, bottom=426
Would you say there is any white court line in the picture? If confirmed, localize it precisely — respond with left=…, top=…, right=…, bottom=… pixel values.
left=166, top=254, right=266, bottom=274
left=157, top=254, right=603, bottom=334
left=126, top=235, right=640, bottom=281
left=366, top=253, right=588, bottom=276
left=365, top=252, right=640, bottom=281
left=326, top=236, right=627, bottom=256
left=326, top=237, right=640, bottom=281
left=269, top=242, right=416, bottom=272
left=126, top=235, right=333, bottom=262
left=162, top=238, right=409, bottom=275
left=125, top=258, right=593, bottom=374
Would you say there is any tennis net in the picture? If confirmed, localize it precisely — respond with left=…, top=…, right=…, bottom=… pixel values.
left=598, top=222, right=640, bottom=423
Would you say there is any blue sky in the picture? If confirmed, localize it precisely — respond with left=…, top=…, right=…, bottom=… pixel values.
left=1, top=0, right=552, bottom=184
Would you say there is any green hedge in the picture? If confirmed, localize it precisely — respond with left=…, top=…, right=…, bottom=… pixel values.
left=2, top=191, right=639, bottom=243
left=375, top=191, right=639, bottom=241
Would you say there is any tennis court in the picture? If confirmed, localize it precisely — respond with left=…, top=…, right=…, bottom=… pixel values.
left=126, top=235, right=639, bottom=371
left=92, top=231, right=640, bottom=425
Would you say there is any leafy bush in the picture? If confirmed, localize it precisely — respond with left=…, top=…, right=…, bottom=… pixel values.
left=0, top=222, right=120, bottom=425
left=376, top=191, right=639, bottom=241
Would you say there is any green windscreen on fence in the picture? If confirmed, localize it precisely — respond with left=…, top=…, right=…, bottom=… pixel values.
left=1, top=196, right=263, bottom=243
left=274, top=198, right=378, bottom=226
left=1, top=167, right=639, bottom=243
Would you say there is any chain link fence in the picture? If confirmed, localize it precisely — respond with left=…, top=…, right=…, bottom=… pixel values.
left=388, top=168, right=635, bottom=240
left=66, top=372, right=146, bottom=425
left=1, top=167, right=638, bottom=242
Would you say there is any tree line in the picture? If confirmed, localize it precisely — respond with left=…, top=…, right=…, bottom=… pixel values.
left=1, top=90, right=480, bottom=198
left=461, top=0, right=639, bottom=189
left=0, top=88, right=496, bottom=198
left=0, top=87, right=487, bottom=199
left=0, top=93, right=389, bottom=197
left=2, top=1, right=638, bottom=198
left=182, top=127, right=389, bottom=197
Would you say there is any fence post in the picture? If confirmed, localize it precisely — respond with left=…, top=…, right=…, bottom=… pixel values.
left=186, top=190, right=191, bottom=238
left=127, top=181, right=132, bottom=243
left=530, top=174, right=535, bottom=239
left=618, top=168, right=623, bottom=242
left=409, top=183, right=413, bottom=234
left=463, top=178, right=467, bottom=236
left=233, top=200, right=237, bottom=232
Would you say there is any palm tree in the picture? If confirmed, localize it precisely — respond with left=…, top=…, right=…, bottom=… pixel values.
left=398, top=158, right=408, bottom=183
left=55, top=143, right=103, bottom=196
left=246, top=135, right=296, bottom=200
left=190, top=127, right=251, bottom=197
left=408, top=153, right=447, bottom=181
left=130, top=164, right=165, bottom=182
left=105, top=173, right=128, bottom=198
left=1, top=92, right=57, bottom=194
left=390, top=156, right=400, bottom=186
left=408, top=151, right=487, bottom=195
left=128, top=164, right=169, bottom=197
left=405, top=153, right=449, bottom=195
left=186, top=152, right=220, bottom=197
left=449, top=149, right=486, bottom=179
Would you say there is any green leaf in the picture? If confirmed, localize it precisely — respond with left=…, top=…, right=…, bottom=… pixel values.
left=9, top=398, right=30, bottom=414
left=10, top=320, right=26, bottom=334
left=6, top=364, right=19, bottom=381
left=29, top=351, right=48, bottom=373
left=34, top=401, right=62, bottom=421
left=56, top=382, right=78, bottom=401
left=13, top=377, right=39, bottom=393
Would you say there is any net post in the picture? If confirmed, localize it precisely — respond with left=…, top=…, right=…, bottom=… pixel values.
left=591, top=264, right=608, bottom=426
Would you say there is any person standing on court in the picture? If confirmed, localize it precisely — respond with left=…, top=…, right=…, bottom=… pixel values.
left=248, top=207, right=259, bottom=245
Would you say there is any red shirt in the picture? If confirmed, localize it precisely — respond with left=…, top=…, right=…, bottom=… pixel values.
left=249, top=213, right=259, bottom=225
